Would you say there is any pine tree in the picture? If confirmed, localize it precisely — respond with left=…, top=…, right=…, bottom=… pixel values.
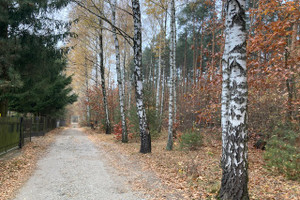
left=0, top=0, right=76, bottom=117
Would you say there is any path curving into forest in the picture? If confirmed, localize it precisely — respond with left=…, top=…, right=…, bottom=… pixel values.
left=14, top=128, right=146, bottom=200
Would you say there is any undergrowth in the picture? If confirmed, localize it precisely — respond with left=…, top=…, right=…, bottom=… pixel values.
left=264, top=123, right=300, bottom=181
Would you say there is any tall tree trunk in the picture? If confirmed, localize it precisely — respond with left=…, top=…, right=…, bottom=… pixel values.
left=219, top=0, right=226, bottom=75
left=158, top=13, right=168, bottom=133
left=286, top=20, right=298, bottom=122
left=111, top=0, right=128, bottom=143
left=173, top=24, right=177, bottom=129
left=183, top=32, right=187, bottom=94
left=193, top=17, right=196, bottom=85
left=199, top=22, right=204, bottom=87
left=132, top=0, right=151, bottom=153
left=0, top=1, right=8, bottom=117
left=219, top=0, right=249, bottom=199
left=148, top=52, right=153, bottom=88
left=95, top=53, right=99, bottom=88
left=158, top=67, right=165, bottom=133
left=0, top=100, right=8, bottom=117
left=128, top=74, right=133, bottom=116
left=209, top=0, right=216, bottom=81
left=99, top=17, right=111, bottom=134
left=85, top=56, right=91, bottom=124
left=95, top=40, right=100, bottom=123
left=166, top=0, right=176, bottom=151
left=122, top=42, right=127, bottom=105
left=155, top=31, right=162, bottom=117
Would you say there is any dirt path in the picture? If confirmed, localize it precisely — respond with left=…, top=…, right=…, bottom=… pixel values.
left=14, top=128, right=147, bottom=200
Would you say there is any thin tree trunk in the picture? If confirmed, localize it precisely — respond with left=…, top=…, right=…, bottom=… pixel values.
left=183, top=32, right=187, bottom=94
left=193, top=17, right=196, bottom=85
left=99, top=17, right=111, bottom=134
left=219, top=0, right=225, bottom=75
left=209, top=0, right=216, bottom=81
left=166, top=0, right=176, bottom=151
left=85, top=56, right=91, bottom=124
left=95, top=39, right=101, bottom=123
left=158, top=67, right=165, bottom=133
left=173, top=23, right=177, bottom=129
left=111, top=0, right=128, bottom=143
left=148, top=52, right=153, bottom=87
left=219, top=0, right=249, bottom=199
left=0, top=100, right=8, bottom=117
left=132, top=0, right=151, bottom=153
left=199, top=22, right=204, bottom=86
left=156, top=31, right=162, bottom=117
left=95, top=49, right=99, bottom=88
left=158, top=12, right=168, bottom=133
left=0, top=1, right=9, bottom=117
left=286, top=20, right=298, bottom=122
left=128, top=74, right=133, bottom=116
left=122, top=42, right=127, bottom=105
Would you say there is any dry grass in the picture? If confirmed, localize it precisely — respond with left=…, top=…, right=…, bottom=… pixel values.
left=0, top=128, right=63, bottom=200
left=85, top=127, right=300, bottom=200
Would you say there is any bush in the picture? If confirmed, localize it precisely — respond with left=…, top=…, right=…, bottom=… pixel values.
left=264, top=123, right=300, bottom=181
left=112, top=121, right=134, bottom=141
left=179, top=129, right=203, bottom=151
left=127, top=103, right=161, bottom=139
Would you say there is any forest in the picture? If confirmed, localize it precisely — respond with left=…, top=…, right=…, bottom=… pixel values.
left=66, top=0, right=299, bottom=199
left=0, top=0, right=299, bottom=199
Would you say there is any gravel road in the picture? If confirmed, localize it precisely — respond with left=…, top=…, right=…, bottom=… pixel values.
left=14, top=128, right=146, bottom=200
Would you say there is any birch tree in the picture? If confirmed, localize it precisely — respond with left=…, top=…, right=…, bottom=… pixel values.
left=132, top=0, right=151, bottom=153
left=173, top=22, right=177, bottom=129
left=156, top=32, right=162, bottom=116
left=219, top=0, right=249, bottom=199
left=98, top=17, right=111, bottom=134
left=111, top=0, right=128, bottom=142
left=166, top=0, right=176, bottom=151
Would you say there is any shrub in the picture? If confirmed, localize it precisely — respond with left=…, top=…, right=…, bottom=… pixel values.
left=112, top=121, right=123, bottom=140
left=127, top=103, right=161, bottom=139
left=146, top=108, right=160, bottom=139
left=264, top=123, right=300, bottom=181
left=112, top=121, right=135, bottom=141
left=179, top=129, right=203, bottom=151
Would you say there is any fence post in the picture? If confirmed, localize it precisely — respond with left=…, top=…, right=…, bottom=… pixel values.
left=30, top=118, right=32, bottom=142
left=19, top=117, right=23, bottom=148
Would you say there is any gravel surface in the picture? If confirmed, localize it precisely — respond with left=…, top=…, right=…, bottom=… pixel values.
left=14, top=128, right=146, bottom=200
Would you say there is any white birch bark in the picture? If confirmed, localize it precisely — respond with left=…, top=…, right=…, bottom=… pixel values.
left=95, top=53, right=99, bottom=88
left=155, top=31, right=162, bottom=117
left=166, top=0, right=176, bottom=151
left=128, top=74, right=133, bottom=113
left=85, top=56, right=91, bottom=124
left=132, top=0, right=151, bottom=153
left=219, top=0, right=249, bottom=199
left=158, top=14, right=167, bottom=132
left=173, top=22, right=177, bottom=127
left=111, top=0, right=128, bottom=142
left=122, top=42, right=127, bottom=100
left=158, top=66, right=165, bottom=133
left=98, top=17, right=111, bottom=134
